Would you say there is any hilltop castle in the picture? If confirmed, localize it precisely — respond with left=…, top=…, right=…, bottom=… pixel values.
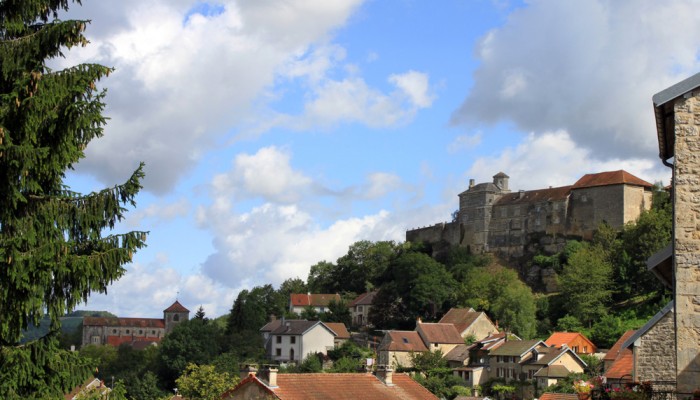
left=81, top=300, right=190, bottom=348
left=406, top=170, right=653, bottom=258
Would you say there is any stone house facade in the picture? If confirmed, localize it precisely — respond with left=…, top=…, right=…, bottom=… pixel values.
left=81, top=300, right=189, bottom=348
left=406, top=170, right=653, bottom=258
left=349, top=291, right=376, bottom=328
left=621, top=301, right=676, bottom=386
left=438, top=308, right=498, bottom=340
left=652, top=72, right=700, bottom=396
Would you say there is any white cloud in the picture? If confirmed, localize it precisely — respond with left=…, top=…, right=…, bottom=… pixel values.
left=126, top=198, right=190, bottom=227
left=448, top=132, right=483, bottom=153
left=465, top=130, right=671, bottom=191
left=363, top=172, right=403, bottom=199
left=389, top=70, right=435, bottom=108
left=55, top=0, right=366, bottom=194
left=452, top=0, right=700, bottom=161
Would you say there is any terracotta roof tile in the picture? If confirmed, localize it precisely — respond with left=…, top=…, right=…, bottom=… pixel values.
left=545, top=332, right=596, bottom=351
left=164, top=300, right=189, bottom=313
left=270, top=373, right=439, bottom=400
left=382, top=331, right=429, bottom=352
left=416, top=323, right=464, bottom=344
left=350, top=291, right=377, bottom=307
left=446, top=344, right=471, bottom=363
left=604, top=330, right=637, bottom=362
left=572, top=170, right=652, bottom=189
left=538, top=393, right=580, bottom=400
left=604, top=348, right=633, bottom=380
left=324, top=322, right=350, bottom=339
left=83, top=317, right=165, bottom=329
left=290, top=293, right=341, bottom=307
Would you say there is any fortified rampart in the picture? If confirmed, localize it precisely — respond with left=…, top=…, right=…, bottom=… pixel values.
left=407, top=170, right=653, bottom=259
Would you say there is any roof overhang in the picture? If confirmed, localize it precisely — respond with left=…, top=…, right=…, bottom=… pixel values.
left=646, top=244, right=673, bottom=289
left=653, top=72, right=700, bottom=162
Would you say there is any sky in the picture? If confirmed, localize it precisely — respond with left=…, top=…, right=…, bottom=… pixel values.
left=54, top=0, right=700, bottom=319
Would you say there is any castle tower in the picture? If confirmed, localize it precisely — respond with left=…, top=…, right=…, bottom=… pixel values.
left=492, top=172, right=510, bottom=193
left=164, top=300, right=190, bottom=334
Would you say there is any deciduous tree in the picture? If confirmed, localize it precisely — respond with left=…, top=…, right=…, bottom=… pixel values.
left=0, top=1, right=146, bottom=396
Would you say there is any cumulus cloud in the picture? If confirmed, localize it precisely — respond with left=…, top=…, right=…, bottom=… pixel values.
left=55, top=0, right=366, bottom=193
left=448, top=132, right=482, bottom=153
left=452, top=0, right=700, bottom=160
left=465, top=130, right=670, bottom=191
left=126, top=198, right=190, bottom=228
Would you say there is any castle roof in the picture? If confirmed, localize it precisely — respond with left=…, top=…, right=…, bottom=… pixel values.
left=83, top=317, right=165, bottom=328
left=572, top=170, right=652, bottom=189
left=494, top=185, right=571, bottom=206
left=164, top=300, right=189, bottom=313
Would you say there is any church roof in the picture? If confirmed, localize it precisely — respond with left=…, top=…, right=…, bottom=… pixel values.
left=83, top=317, right=165, bottom=328
left=164, top=300, right=189, bottom=313
left=572, top=170, right=652, bottom=189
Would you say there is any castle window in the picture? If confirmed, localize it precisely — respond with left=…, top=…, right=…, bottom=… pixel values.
left=91, top=336, right=100, bottom=344
left=126, top=329, right=130, bottom=334
left=113, top=329, right=117, bottom=334
left=152, top=330, right=156, bottom=334
left=139, top=330, right=143, bottom=335
left=173, top=314, right=180, bottom=322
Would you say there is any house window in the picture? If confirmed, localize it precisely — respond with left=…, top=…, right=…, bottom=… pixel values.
left=573, top=346, right=579, bottom=353
left=584, top=346, right=588, bottom=352
left=358, top=306, right=363, bottom=312
left=275, top=348, right=281, bottom=357
left=290, top=348, right=295, bottom=361
left=173, top=314, right=180, bottom=322
left=139, top=330, right=143, bottom=335
left=126, top=329, right=130, bottom=334
left=290, top=336, right=296, bottom=344
left=276, top=336, right=282, bottom=344
left=152, top=330, right=156, bottom=334
left=113, top=329, right=117, bottom=334
left=91, top=336, right=100, bottom=344
left=497, top=368, right=504, bottom=378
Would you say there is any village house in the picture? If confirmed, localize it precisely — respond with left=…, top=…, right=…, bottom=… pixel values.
left=544, top=332, right=597, bottom=355
left=521, top=346, right=587, bottom=392
left=349, top=291, right=377, bottom=328
left=81, top=300, right=189, bottom=348
left=438, top=308, right=498, bottom=340
left=487, top=339, right=547, bottom=382
left=263, top=320, right=338, bottom=364
left=377, top=330, right=429, bottom=369
left=449, top=332, right=508, bottom=388
left=324, top=322, right=351, bottom=347
left=224, top=365, right=439, bottom=400
left=415, top=320, right=464, bottom=354
left=289, top=293, right=341, bottom=315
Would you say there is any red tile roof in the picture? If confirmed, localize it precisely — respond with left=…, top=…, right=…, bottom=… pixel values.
left=290, top=293, right=341, bottom=307
left=604, top=348, right=633, bottom=380
left=545, top=332, right=596, bottom=353
left=604, top=330, right=637, bottom=362
left=350, top=291, right=377, bottom=307
left=538, top=393, right=580, bottom=400
left=572, top=170, right=652, bottom=189
left=106, top=336, right=161, bottom=347
left=416, top=323, right=464, bottom=345
left=227, top=373, right=438, bottom=400
left=164, top=300, right=190, bottom=313
left=382, top=331, right=429, bottom=352
left=83, top=317, right=165, bottom=329
left=324, top=322, right=350, bottom=339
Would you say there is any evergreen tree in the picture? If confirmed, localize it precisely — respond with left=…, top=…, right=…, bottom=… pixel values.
left=0, top=1, right=146, bottom=396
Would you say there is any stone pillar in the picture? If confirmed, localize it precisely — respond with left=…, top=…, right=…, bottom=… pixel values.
left=672, top=92, right=700, bottom=397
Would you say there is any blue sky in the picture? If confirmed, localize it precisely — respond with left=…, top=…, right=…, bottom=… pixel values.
left=56, top=0, right=699, bottom=318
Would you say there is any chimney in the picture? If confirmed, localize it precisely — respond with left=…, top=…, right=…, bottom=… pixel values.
left=258, top=365, right=278, bottom=387
left=469, top=179, right=475, bottom=189
left=269, top=314, right=277, bottom=322
left=239, top=364, right=258, bottom=380
left=416, top=316, right=422, bottom=324
left=518, top=190, right=525, bottom=199
left=376, top=365, right=394, bottom=386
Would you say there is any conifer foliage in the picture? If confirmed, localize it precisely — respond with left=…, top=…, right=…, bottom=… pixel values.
left=0, top=0, right=146, bottom=396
